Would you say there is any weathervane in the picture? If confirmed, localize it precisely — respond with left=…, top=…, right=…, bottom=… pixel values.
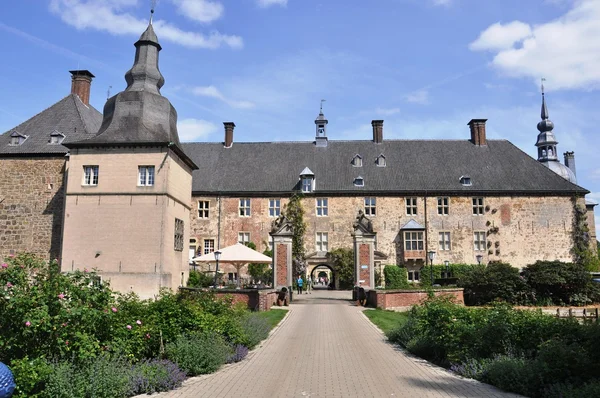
left=320, top=99, right=326, bottom=113
left=150, top=0, right=157, bottom=24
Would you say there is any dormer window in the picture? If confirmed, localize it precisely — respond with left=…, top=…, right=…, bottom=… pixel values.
left=49, top=131, right=65, bottom=145
left=460, top=175, right=472, bottom=186
left=376, top=154, right=386, bottom=167
left=9, top=131, right=27, bottom=146
left=300, top=167, right=315, bottom=193
left=354, top=176, right=364, bottom=187
left=352, top=155, right=363, bottom=167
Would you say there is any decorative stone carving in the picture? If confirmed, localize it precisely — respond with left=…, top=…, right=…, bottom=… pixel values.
left=353, top=210, right=374, bottom=234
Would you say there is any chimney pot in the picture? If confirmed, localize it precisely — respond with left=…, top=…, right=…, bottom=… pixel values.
left=223, top=122, right=235, bottom=148
left=564, top=151, right=576, bottom=177
left=372, top=120, right=384, bottom=143
left=468, top=119, right=488, bottom=146
left=69, top=70, right=95, bottom=106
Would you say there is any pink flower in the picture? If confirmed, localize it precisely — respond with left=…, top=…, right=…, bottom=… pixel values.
left=65, top=340, right=69, bottom=345
left=9, top=254, right=14, bottom=258
left=136, top=320, right=142, bottom=326
left=145, top=333, right=151, bottom=339
left=126, top=325, right=132, bottom=330
left=61, top=323, right=67, bottom=327
left=111, top=307, right=117, bottom=313
left=84, top=268, right=88, bottom=273
left=58, top=293, right=65, bottom=299
left=1, top=263, right=7, bottom=269
left=6, top=282, right=13, bottom=288
left=25, top=321, right=31, bottom=327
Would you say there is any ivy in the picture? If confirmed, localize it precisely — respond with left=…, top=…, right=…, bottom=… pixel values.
left=283, top=194, right=307, bottom=275
left=571, top=197, right=600, bottom=271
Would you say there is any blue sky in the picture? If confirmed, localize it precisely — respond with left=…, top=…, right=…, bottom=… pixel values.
left=1, top=0, right=599, bottom=221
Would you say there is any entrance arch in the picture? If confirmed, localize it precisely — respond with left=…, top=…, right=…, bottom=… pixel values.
left=309, top=263, right=337, bottom=290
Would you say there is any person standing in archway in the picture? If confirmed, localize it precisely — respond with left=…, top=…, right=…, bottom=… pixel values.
left=297, top=275, right=303, bottom=295
left=306, top=276, right=312, bottom=294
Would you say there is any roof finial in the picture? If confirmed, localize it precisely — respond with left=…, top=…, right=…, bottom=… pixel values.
left=150, top=0, right=157, bottom=25
left=541, top=77, right=546, bottom=96
left=540, top=78, right=549, bottom=121
left=320, top=99, right=326, bottom=114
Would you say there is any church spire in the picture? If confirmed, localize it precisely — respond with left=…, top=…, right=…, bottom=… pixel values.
left=124, top=21, right=165, bottom=95
left=535, top=78, right=557, bottom=162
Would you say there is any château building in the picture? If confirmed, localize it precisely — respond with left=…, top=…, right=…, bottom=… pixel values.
left=0, top=22, right=596, bottom=297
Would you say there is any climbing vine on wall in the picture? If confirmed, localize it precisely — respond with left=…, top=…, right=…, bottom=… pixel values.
left=571, top=197, right=600, bottom=271
left=284, top=194, right=307, bottom=274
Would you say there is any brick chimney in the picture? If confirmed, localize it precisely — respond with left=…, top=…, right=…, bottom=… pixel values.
left=564, top=151, right=577, bottom=177
left=69, top=70, right=94, bottom=106
left=468, top=119, right=487, bottom=146
left=223, top=122, right=235, bottom=148
left=372, top=120, right=383, bottom=143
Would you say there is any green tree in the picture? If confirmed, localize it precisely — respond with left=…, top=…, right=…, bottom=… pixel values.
left=327, top=248, right=354, bottom=289
left=384, top=266, right=409, bottom=289
left=572, top=199, right=600, bottom=271
left=284, top=194, right=307, bottom=275
left=248, top=244, right=273, bottom=285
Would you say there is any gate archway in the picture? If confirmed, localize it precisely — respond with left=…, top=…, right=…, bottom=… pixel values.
left=309, top=263, right=337, bottom=290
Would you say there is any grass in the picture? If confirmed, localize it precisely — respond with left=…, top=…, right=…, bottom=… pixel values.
left=256, top=309, right=288, bottom=329
left=363, top=309, right=409, bottom=335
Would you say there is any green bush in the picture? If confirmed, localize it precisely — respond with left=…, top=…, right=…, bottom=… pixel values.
left=165, top=331, right=230, bottom=376
left=383, top=266, right=408, bottom=289
left=524, top=260, right=593, bottom=305
left=459, top=262, right=530, bottom=305
left=239, top=313, right=271, bottom=349
left=10, top=357, right=53, bottom=397
left=482, top=356, right=542, bottom=397
left=128, top=359, right=186, bottom=394
left=187, top=270, right=213, bottom=288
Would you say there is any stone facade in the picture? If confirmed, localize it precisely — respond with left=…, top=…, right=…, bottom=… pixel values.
left=0, top=157, right=66, bottom=260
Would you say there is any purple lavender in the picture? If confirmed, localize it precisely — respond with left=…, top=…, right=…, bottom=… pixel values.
left=227, top=345, right=249, bottom=364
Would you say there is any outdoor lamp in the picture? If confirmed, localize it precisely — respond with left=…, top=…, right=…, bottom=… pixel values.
left=476, top=254, right=483, bottom=265
left=444, top=260, right=450, bottom=277
left=213, top=250, right=222, bottom=288
left=427, top=250, right=436, bottom=286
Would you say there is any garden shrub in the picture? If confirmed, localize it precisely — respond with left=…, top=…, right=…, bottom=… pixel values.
left=128, top=359, right=186, bottom=395
left=9, top=357, right=53, bottom=397
left=383, top=266, right=408, bottom=289
left=482, top=356, right=542, bottom=397
left=165, top=331, right=230, bottom=376
left=226, top=344, right=249, bottom=364
left=186, top=270, right=213, bottom=288
left=523, top=260, right=592, bottom=305
left=459, top=262, right=530, bottom=305
left=239, top=313, right=271, bottom=349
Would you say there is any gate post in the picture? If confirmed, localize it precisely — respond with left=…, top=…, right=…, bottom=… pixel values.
left=270, top=215, right=294, bottom=294
left=352, top=210, right=376, bottom=289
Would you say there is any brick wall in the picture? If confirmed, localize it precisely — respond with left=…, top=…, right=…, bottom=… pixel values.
left=276, top=243, right=287, bottom=286
left=359, top=243, right=371, bottom=286
left=367, top=288, right=464, bottom=309
left=0, top=157, right=66, bottom=260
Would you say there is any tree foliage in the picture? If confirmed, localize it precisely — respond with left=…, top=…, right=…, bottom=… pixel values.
left=284, top=194, right=307, bottom=275
left=459, top=262, right=529, bottom=306
left=384, top=266, right=409, bottom=289
left=327, top=248, right=354, bottom=289
left=571, top=198, right=600, bottom=271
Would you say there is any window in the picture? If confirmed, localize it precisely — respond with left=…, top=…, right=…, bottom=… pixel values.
left=198, top=201, right=209, bottom=218
left=174, top=218, right=184, bottom=251
left=474, top=231, right=486, bottom=251
left=189, top=239, right=197, bottom=262
left=228, top=272, right=238, bottom=282
left=352, top=155, right=363, bottom=167
left=354, top=177, right=364, bottom=187
left=472, top=197, right=484, bottom=215
left=439, top=232, right=451, bottom=251
left=83, top=166, right=99, bottom=186
left=316, top=232, right=328, bottom=252
left=239, top=199, right=251, bottom=217
left=203, top=239, right=215, bottom=255
left=437, top=197, right=449, bottom=215
left=9, top=132, right=27, bottom=146
left=404, top=231, right=424, bottom=251
left=408, top=270, right=420, bottom=282
left=238, top=232, right=250, bottom=246
left=365, top=197, right=376, bottom=216
left=406, top=197, right=417, bottom=215
left=269, top=199, right=281, bottom=217
left=138, top=166, right=155, bottom=186
left=49, top=131, right=65, bottom=145
left=316, top=198, right=328, bottom=216
left=301, top=177, right=313, bottom=193
left=460, top=175, right=472, bottom=186
left=376, top=154, right=386, bottom=167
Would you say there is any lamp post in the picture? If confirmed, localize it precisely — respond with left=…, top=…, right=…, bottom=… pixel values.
left=427, top=250, right=436, bottom=286
left=444, top=260, right=449, bottom=278
left=476, top=254, right=483, bottom=265
left=213, top=250, right=222, bottom=288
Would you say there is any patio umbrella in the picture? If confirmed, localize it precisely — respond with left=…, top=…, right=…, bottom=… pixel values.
left=192, top=243, right=272, bottom=287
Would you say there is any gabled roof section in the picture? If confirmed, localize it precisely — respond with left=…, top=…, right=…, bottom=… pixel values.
left=401, top=219, right=425, bottom=230
left=182, top=139, right=589, bottom=195
left=0, top=94, right=102, bottom=155
left=300, top=167, right=314, bottom=176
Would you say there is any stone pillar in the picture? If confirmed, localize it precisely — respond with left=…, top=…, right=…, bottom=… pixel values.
left=269, top=216, right=294, bottom=289
left=352, top=210, right=376, bottom=289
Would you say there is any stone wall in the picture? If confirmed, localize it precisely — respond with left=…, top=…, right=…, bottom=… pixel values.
left=190, top=195, right=583, bottom=271
left=182, top=288, right=278, bottom=311
left=367, top=288, right=464, bottom=309
left=0, top=157, right=66, bottom=260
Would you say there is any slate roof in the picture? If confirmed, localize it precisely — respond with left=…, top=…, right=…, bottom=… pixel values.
left=0, top=94, right=102, bottom=156
left=182, top=139, right=588, bottom=195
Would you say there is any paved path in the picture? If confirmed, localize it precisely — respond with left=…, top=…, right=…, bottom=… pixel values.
left=145, top=290, right=520, bottom=398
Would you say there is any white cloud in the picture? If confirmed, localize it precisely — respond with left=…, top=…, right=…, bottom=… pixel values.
left=172, top=0, right=224, bottom=23
left=49, top=0, right=242, bottom=50
left=177, top=118, right=218, bottom=141
left=375, top=107, right=400, bottom=116
left=469, top=0, right=600, bottom=91
left=404, top=89, right=429, bottom=104
left=432, top=0, right=452, bottom=6
left=469, top=21, right=532, bottom=51
left=191, top=85, right=255, bottom=109
left=257, top=0, right=288, bottom=7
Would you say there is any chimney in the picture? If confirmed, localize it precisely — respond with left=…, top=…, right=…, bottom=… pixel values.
left=564, top=151, right=577, bottom=177
left=69, top=70, right=95, bottom=106
left=372, top=120, right=384, bottom=143
left=468, top=119, right=488, bottom=146
left=223, top=122, right=235, bottom=148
